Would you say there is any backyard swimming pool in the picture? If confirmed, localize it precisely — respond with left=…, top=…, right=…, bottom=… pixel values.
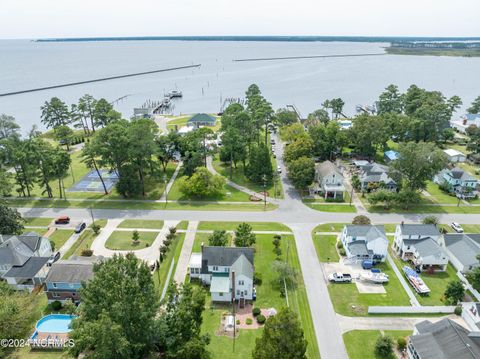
left=35, top=314, right=75, bottom=334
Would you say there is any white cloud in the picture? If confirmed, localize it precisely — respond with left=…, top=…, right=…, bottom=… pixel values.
left=0, top=0, right=478, bottom=39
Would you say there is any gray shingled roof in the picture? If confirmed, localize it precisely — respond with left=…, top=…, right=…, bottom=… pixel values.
left=315, top=161, right=342, bottom=179
left=445, top=234, right=480, bottom=269
left=230, top=254, right=253, bottom=279
left=347, top=241, right=369, bottom=256
left=411, top=318, right=480, bottom=359
left=404, top=238, right=447, bottom=262
left=345, top=225, right=386, bottom=238
left=201, top=246, right=254, bottom=274
left=17, top=233, right=43, bottom=252
left=398, top=224, right=441, bottom=237
left=45, top=259, right=95, bottom=283
left=4, top=257, right=50, bottom=278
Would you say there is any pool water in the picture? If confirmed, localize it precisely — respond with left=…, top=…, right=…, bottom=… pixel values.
left=36, top=314, right=76, bottom=333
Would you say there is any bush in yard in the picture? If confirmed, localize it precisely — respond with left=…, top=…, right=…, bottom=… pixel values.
left=375, top=336, right=393, bottom=358
left=337, top=242, right=343, bottom=249
left=169, top=226, right=177, bottom=235
left=246, top=318, right=253, bottom=325
left=91, top=223, right=101, bottom=235
left=132, top=230, right=140, bottom=244
left=253, top=272, right=263, bottom=286
left=51, top=300, right=62, bottom=311
left=252, top=307, right=261, bottom=317
left=444, top=279, right=465, bottom=305
left=422, top=215, right=439, bottom=225
left=236, top=319, right=240, bottom=325
left=397, top=336, right=407, bottom=350
left=165, top=233, right=175, bottom=240
left=256, top=314, right=266, bottom=324
left=50, top=240, right=56, bottom=251
left=81, top=248, right=93, bottom=257
left=352, top=215, right=371, bottom=225
left=178, top=167, right=225, bottom=198
left=454, top=305, right=463, bottom=316
left=339, top=248, right=346, bottom=256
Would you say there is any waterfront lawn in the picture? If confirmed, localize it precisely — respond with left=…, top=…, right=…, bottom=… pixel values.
left=168, top=171, right=252, bottom=202
left=212, top=156, right=284, bottom=199
left=48, top=229, right=73, bottom=251
left=305, top=203, right=357, bottom=213
left=197, top=221, right=291, bottom=232
left=154, top=232, right=186, bottom=296
left=64, top=230, right=96, bottom=258
left=118, top=219, right=165, bottom=229
left=105, top=231, right=158, bottom=250
left=24, top=217, right=53, bottom=227
left=166, top=116, right=190, bottom=131
left=328, top=261, right=411, bottom=316
left=343, top=330, right=412, bottom=359
left=313, top=234, right=339, bottom=262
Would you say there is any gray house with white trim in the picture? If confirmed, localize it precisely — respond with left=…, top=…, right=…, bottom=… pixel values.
left=444, top=233, right=480, bottom=273
left=340, top=225, right=389, bottom=262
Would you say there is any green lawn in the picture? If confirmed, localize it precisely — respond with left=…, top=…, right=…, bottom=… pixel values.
left=199, top=233, right=319, bottom=359
left=118, top=219, right=165, bottom=229
left=458, top=162, right=480, bottom=179
left=462, top=224, right=480, bottom=232
left=424, top=181, right=459, bottom=204
left=313, top=234, right=339, bottom=262
left=212, top=156, right=284, bottom=199
left=154, top=232, right=186, bottom=296
left=305, top=203, right=357, bottom=213
left=328, top=261, right=411, bottom=316
left=176, top=221, right=189, bottom=230
left=192, top=232, right=233, bottom=252
left=90, top=219, right=108, bottom=228
left=48, top=229, right=73, bottom=251
left=369, top=204, right=480, bottom=214
left=63, top=230, right=96, bottom=258
left=343, top=330, right=411, bottom=359
left=197, top=221, right=291, bottom=232
left=313, top=223, right=398, bottom=233
left=105, top=231, right=158, bottom=250
left=24, top=217, right=54, bottom=227
left=166, top=116, right=190, bottom=131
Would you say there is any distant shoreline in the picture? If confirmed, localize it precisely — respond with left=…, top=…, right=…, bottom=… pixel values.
left=34, top=35, right=480, bottom=43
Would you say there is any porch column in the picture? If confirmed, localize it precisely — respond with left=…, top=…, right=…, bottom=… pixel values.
left=334, top=191, right=337, bottom=199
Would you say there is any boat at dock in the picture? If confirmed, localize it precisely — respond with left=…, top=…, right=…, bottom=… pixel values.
left=165, top=90, right=182, bottom=99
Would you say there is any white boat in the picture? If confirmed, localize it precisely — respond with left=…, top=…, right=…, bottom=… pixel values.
left=169, top=90, right=183, bottom=98
left=362, top=272, right=389, bottom=284
left=403, top=266, right=430, bottom=294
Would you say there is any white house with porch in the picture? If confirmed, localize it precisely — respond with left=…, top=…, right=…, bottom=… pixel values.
left=188, top=245, right=254, bottom=302
left=393, top=224, right=449, bottom=272
left=313, top=160, right=345, bottom=199
left=340, top=225, right=389, bottom=263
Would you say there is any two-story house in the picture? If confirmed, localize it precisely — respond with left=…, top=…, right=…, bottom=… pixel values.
left=357, top=162, right=397, bottom=192
left=450, top=113, right=480, bottom=134
left=0, top=233, right=52, bottom=291
left=189, top=245, right=254, bottom=303
left=434, top=167, right=478, bottom=199
left=314, top=161, right=346, bottom=199
left=393, top=224, right=449, bottom=272
left=340, top=225, right=389, bottom=263
left=44, top=256, right=100, bottom=304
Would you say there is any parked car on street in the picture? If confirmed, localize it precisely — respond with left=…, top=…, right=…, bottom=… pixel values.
left=55, top=216, right=70, bottom=224
left=47, top=251, right=61, bottom=266
left=74, top=222, right=86, bottom=233
left=328, top=272, right=352, bottom=283
left=451, top=222, right=464, bottom=233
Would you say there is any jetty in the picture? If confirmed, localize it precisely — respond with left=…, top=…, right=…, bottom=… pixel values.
left=219, top=97, right=245, bottom=114
left=233, top=53, right=385, bottom=62
left=0, top=65, right=200, bottom=97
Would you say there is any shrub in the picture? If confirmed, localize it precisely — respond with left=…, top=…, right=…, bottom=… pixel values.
left=50, top=240, right=56, bottom=251
left=397, top=337, right=407, bottom=350
left=81, top=248, right=93, bottom=257
left=246, top=318, right=253, bottom=325
left=339, top=248, right=346, bottom=256
left=337, top=242, right=344, bottom=249
left=454, top=305, right=463, bottom=316
left=352, top=215, right=371, bottom=225
left=254, top=272, right=262, bottom=286
left=422, top=215, right=439, bottom=225
left=375, top=336, right=393, bottom=358
left=252, top=307, right=261, bottom=317
left=91, top=223, right=101, bottom=235
left=169, top=226, right=177, bottom=235
left=256, top=314, right=266, bottom=324
left=236, top=319, right=240, bottom=325
left=165, top=233, right=175, bottom=241
left=51, top=300, right=62, bottom=311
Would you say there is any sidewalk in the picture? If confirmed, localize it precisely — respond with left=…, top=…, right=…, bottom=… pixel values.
left=173, top=221, right=198, bottom=283
left=387, top=253, right=420, bottom=306
left=160, top=161, right=183, bottom=202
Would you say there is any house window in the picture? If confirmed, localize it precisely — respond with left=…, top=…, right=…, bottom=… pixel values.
left=245, top=290, right=248, bottom=295
left=238, top=280, right=244, bottom=285
left=213, top=266, right=218, bottom=271
left=224, top=268, right=229, bottom=272
left=52, top=283, right=57, bottom=288
left=219, top=293, right=223, bottom=297
left=237, top=290, right=240, bottom=295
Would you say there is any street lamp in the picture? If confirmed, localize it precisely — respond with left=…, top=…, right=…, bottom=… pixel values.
left=163, top=173, right=168, bottom=205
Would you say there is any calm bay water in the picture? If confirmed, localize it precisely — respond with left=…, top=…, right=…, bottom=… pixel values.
left=1, top=40, right=480, bottom=132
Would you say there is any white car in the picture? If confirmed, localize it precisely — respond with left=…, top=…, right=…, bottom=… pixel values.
left=451, top=222, right=464, bottom=233
left=277, top=166, right=282, bottom=173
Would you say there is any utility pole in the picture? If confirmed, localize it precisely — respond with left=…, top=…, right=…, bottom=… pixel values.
left=89, top=206, right=95, bottom=225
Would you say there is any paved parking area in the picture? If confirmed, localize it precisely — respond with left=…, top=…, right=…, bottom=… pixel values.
left=324, top=260, right=386, bottom=294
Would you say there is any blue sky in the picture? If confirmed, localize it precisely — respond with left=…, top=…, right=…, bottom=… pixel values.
left=0, top=0, right=479, bottom=39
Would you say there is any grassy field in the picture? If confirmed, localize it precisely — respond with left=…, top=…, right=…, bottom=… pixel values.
left=369, top=203, right=480, bottom=214
left=105, top=230, right=158, bottom=250
left=176, top=220, right=189, bottom=230
left=24, top=217, right=54, bottom=227
left=386, top=46, right=480, bottom=57
left=343, top=330, right=412, bottom=359
left=117, top=219, right=165, bottom=229
left=197, top=221, right=291, bottom=232
left=199, top=233, right=319, bottom=359
left=424, top=182, right=459, bottom=204
left=328, top=261, right=411, bottom=316
left=48, top=229, right=73, bottom=251
left=7, top=198, right=277, bottom=211
left=313, top=234, right=339, bottom=262
left=63, top=230, right=96, bottom=258
left=154, top=232, right=186, bottom=297
left=305, top=203, right=357, bottom=213
left=212, top=156, right=284, bottom=199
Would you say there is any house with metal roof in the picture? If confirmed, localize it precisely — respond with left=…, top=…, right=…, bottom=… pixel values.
left=393, top=224, right=449, bottom=272
left=357, top=162, right=397, bottom=192
left=444, top=233, right=480, bottom=273
left=44, top=256, right=101, bottom=304
left=444, top=149, right=467, bottom=163
left=450, top=113, right=480, bottom=134
left=0, top=233, right=52, bottom=291
left=313, top=160, right=346, bottom=199
left=187, top=113, right=217, bottom=128
left=384, top=150, right=399, bottom=163
left=408, top=318, right=480, bottom=359
left=434, top=167, right=478, bottom=199
left=340, top=225, right=389, bottom=263
left=188, top=245, right=254, bottom=302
